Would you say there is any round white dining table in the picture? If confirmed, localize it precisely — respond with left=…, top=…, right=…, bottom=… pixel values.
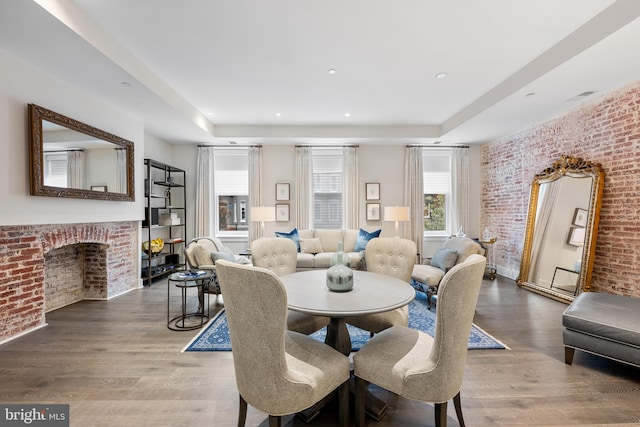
left=280, top=269, right=416, bottom=356
left=280, top=269, right=415, bottom=422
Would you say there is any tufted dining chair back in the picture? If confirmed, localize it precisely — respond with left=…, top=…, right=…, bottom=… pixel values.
left=346, top=237, right=417, bottom=334
left=251, top=237, right=297, bottom=276
left=215, top=260, right=350, bottom=427
left=251, top=236, right=330, bottom=335
left=364, top=237, right=417, bottom=282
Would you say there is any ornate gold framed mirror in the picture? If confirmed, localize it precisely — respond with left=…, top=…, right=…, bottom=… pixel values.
left=517, top=155, right=604, bottom=302
left=28, top=104, right=135, bottom=201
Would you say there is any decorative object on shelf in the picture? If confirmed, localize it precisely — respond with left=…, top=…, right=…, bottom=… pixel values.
left=326, top=242, right=353, bottom=292
left=483, top=228, right=492, bottom=240
left=164, top=187, right=171, bottom=205
left=365, top=182, right=380, bottom=200
left=456, top=226, right=466, bottom=237
left=142, top=238, right=164, bottom=255
left=366, top=203, right=380, bottom=221
left=330, top=242, right=351, bottom=267
left=275, top=204, right=290, bottom=222
left=275, top=182, right=290, bottom=201
left=384, top=206, right=410, bottom=237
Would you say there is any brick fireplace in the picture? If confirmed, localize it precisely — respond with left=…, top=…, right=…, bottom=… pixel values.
left=0, top=221, right=138, bottom=342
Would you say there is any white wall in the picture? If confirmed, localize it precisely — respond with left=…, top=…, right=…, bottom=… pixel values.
left=0, top=48, right=144, bottom=226
left=166, top=144, right=482, bottom=259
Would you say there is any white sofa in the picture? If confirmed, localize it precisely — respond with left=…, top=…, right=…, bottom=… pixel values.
left=277, top=228, right=380, bottom=270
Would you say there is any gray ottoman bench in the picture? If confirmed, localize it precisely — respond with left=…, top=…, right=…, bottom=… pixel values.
left=562, top=292, right=640, bottom=368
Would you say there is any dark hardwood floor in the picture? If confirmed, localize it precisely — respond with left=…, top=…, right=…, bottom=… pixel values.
left=1, top=275, right=639, bottom=427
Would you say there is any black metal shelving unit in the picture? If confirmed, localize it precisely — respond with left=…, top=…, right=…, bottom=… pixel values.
left=142, top=159, right=187, bottom=286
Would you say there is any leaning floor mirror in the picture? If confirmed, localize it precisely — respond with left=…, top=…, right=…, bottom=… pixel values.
left=517, top=155, right=604, bottom=302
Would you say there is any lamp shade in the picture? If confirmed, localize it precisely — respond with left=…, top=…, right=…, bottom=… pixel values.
left=250, top=206, right=275, bottom=222
left=384, top=206, right=410, bottom=222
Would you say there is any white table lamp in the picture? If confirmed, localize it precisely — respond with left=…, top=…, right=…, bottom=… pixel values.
left=251, top=206, right=275, bottom=238
left=384, top=206, right=410, bottom=237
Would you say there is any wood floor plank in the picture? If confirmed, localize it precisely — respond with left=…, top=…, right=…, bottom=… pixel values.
left=1, top=275, right=639, bottom=426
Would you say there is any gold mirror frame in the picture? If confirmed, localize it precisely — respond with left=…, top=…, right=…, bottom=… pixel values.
left=28, top=103, right=135, bottom=202
left=517, top=155, right=604, bottom=302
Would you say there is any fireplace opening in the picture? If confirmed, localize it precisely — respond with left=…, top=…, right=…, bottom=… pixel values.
left=44, top=243, right=109, bottom=312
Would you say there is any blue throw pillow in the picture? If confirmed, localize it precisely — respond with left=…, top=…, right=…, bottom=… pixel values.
left=275, top=228, right=300, bottom=252
left=354, top=228, right=381, bottom=252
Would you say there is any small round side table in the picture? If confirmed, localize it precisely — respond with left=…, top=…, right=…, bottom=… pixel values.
left=167, top=269, right=215, bottom=331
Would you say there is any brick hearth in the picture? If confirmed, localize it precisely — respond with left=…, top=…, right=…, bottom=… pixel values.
left=0, top=221, right=138, bottom=342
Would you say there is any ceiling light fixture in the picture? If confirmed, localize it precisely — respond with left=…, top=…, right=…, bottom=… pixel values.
left=121, top=81, right=132, bottom=87
left=344, top=113, right=351, bottom=117
left=434, top=72, right=447, bottom=80
left=328, top=69, right=336, bottom=75
left=275, top=112, right=282, bottom=117
left=525, top=92, right=536, bottom=97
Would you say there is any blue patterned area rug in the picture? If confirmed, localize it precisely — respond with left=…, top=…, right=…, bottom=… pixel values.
left=183, top=292, right=508, bottom=352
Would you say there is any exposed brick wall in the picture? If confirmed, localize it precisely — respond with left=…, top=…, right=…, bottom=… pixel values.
left=482, top=81, right=640, bottom=297
left=0, top=221, right=138, bottom=341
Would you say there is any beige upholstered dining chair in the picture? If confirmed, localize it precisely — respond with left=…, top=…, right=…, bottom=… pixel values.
left=345, top=237, right=417, bottom=333
left=353, top=254, right=487, bottom=427
left=251, top=237, right=330, bottom=335
left=215, top=260, right=351, bottom=427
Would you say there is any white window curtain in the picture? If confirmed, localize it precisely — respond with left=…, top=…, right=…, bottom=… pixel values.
left=66, top=150, right=85, bottom=189
left=450, top=147, right=469, bottom=235
left=248, top=146, right=263, bottom=242
left=195, top=146, right=215, bottom=237
left=404, top=146, right=424, bottom=259
left=342, top=146, right=359, bottom=229
left=529, top=181, right=560, bottom=283
left=295, top=146, right=313, bottom=230
left=115, top=148, right=126, bottom=194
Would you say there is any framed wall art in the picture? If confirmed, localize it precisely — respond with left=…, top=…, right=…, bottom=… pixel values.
left=366, top=203, right=381, bottom=221
left=90, top=186, right=107, bottom=192
left=276, top=183, right=290, bottom=201
left=567, top=226, right=586, bottom=247
left=276, top=204, right=290, bottom=222
left=365, top=182, right=380, bottom=200
left=572, top=208, right=588, bottom=227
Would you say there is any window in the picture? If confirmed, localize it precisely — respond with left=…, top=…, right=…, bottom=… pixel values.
left=423, top=149, right=451, bottom=235
left=214, top=148, right=248, bottom=235
left=312, top=148, right=343, bottom=229
left=44, top=152, right=67, bottom=188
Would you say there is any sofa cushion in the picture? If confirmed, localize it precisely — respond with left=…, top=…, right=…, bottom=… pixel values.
left=298, top=229, right=315, bottom=239
left=275, top=228, right=300, bottom=252
left=211, top=249, right=236, bottom=263
left=343, top=229, right=359, bottom=252
left=316, top=229, right=344, bottom=252
left=300, top=238, right=323, bottom=254
left=314, top=252, right=334, bottom=269
left=411, top=264, right=446, bottom=287
left=430, top=247, right=458, bottom=272
left=354, top=228, right=381, bottom=252
left=296, top=252, right=315, bottom=269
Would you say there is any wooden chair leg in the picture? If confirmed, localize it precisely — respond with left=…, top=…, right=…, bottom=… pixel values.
left=434, top=401, right=447, bottom=427
left=237, top=394, right=247, bottom=427
left=355, top=376, right=367, bottom=427
left=565, top=346, right=575, bottom=365
left=453, top=391, right=465, bottom=427
left=268, top=415, right=281, bottom=427
left=338, top=379, right=349, bottom=427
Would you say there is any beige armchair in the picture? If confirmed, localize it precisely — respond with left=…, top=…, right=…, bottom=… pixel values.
left=184, top=237, right=251, bottom=306
left=353, top=254, right=486, bottom=427
left=251, top=237, right=331, bottom=335
left=215, top=260, right=350, bottom=427
left=345, top=237, right=417, bottom=334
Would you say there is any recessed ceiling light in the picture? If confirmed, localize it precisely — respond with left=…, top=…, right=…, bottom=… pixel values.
left=433, top=141, right=442, bottom=145
left=275, top=112, right=282, bottom=117
left=229, top=141, right=237, bottom=145
left=328, top=69, right=336, bottom=75
left=434, top=72, right=447, bottom=80
left=121, top=81, right=132, bottom=87
left=344, top=112, right=351, bottom=117
left=525, top=92, right=535, bottom=97
left=207, top=112, right=214, bottom=116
